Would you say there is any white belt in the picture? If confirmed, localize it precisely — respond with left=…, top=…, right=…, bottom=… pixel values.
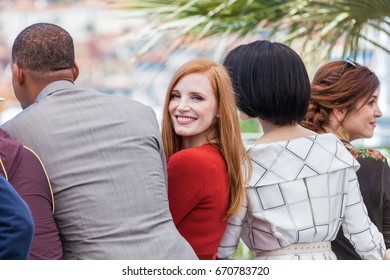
left=256, top=241, right=331, bottom=257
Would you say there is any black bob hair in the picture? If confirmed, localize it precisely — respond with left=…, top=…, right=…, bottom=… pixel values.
left=223, top=40, right=311, bottom=125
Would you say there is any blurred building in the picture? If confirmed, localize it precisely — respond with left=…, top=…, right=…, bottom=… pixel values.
left=0, top=0, right=389, bottom=150
left=0, top=0, right=147, bottom=121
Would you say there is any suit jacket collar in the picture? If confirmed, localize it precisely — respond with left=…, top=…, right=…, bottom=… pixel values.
left=36, top=80, right=75, bottom=103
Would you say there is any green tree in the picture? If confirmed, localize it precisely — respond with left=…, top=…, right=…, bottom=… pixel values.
left=122, top=0, right=390, bottom=60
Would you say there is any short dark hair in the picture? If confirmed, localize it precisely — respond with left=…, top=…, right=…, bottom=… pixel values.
left=12, top=23, right=75, bottom=72
left=223, top=40, right=311, bottom=125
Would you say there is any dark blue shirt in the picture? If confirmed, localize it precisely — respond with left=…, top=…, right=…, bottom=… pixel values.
left=0, top=175, right=34, bottom=259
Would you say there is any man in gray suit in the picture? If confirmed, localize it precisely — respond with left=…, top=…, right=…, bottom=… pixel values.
left=2, top=23, right=197, bottom=260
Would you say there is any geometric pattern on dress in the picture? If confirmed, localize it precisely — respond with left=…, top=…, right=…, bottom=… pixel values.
left=217, top=133, right=385, bottom=260
left=247, top=134, right=357, bottom=188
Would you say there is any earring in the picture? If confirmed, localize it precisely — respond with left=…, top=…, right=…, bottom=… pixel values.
left=340, top=123, right=349, bottom=139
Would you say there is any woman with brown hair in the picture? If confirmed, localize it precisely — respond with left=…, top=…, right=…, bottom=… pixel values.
left=301, top=59, right=390, bottom=259
left=217, top=40, right=385, bottom=260
left=161, top=57, right=250, bottom=259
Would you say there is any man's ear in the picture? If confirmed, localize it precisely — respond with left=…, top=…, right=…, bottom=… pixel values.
left=13, top=64, right=24, bottom=85
left=72, top=62, right=79, bottom=81
left=332, top=108, right=347, bottom=123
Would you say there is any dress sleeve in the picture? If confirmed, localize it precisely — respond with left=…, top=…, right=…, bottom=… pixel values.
left=382, top=158, right=390, bottom=248
left=167, top=152, right=205, bottom=225
left=10, top=146, right=63, bottom=260
left=217, top=195, right=248, bottom=259
left=341, top=167, right=386, bottom=259
left=15, top=147, right=55, bottom=212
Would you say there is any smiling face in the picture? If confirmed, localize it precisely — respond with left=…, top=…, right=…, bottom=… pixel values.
left=342, top=89, right=382, bottom=141
left=168, top=72, right=219, bottom=149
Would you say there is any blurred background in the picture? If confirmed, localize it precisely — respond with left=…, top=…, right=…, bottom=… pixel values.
left=0, top=0, right=389, bottom=148
left=0, top=0, right=388, bottom=260
left=0, top=0, right=220, bottom=123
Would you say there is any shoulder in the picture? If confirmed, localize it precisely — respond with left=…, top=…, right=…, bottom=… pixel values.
left=1, top=102, right=38, bottom=134
left=315, top=134, right=360, bottom=169
left=102, top=95, right=158, bottom=124
left=168, top=145, right=225, bottom=174
left=0, top=129, right=23, bottom=179
left=0, top=128, right=21, bottom=150
left=344, top=144, right=386, bottom=163
left=105, top=94, right=153, bottom=111
left=169, top=145, right=223, bottom=164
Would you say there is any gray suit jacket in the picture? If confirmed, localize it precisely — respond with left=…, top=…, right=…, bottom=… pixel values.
left=2, top=81, right=197, bottom=260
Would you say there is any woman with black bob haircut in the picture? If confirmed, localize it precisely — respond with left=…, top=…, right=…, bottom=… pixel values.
left=225, top=40, right=310, bottom=125
left=217, top=40, right=386, bottom=260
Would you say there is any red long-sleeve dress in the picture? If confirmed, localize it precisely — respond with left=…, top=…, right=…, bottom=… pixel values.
left=167, top=144, right=229, bottom=260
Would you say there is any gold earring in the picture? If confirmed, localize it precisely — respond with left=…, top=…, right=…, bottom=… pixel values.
left=340, top=123, right=348, bottom=139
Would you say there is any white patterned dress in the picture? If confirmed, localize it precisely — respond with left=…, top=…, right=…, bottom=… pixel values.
left=217, top=133, right=385, bottom=260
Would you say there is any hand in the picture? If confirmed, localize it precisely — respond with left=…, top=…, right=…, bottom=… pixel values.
left=384, top=249, right=390, bottom=260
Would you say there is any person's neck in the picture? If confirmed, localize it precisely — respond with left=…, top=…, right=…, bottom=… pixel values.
left=323, top=125, right=350, bottom=142
left=256, top=121, right=316, bottom=144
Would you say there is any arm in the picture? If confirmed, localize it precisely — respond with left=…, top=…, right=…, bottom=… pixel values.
left=384, top=249, right=390, bottom=260
left=148, top=106, right=168, bottom=185
left=342, top=167, right=385, bottom=259
left=167, top=151, right=205, bottom=225
left=0, top=176, right=34, bottom=259
left=217, top=196, right=248, bottom=259
left=10, top=146, right=63, bottom=259
left=382, top=159, right=390, bottom=248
